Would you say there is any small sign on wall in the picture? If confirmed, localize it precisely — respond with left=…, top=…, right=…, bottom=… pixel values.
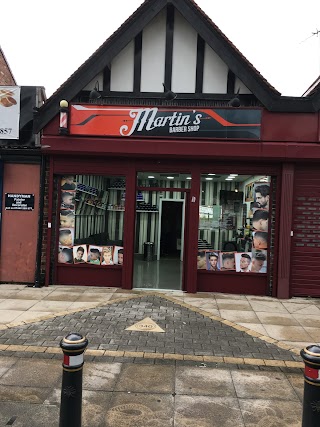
left=5, top=193, right=34, bottom=211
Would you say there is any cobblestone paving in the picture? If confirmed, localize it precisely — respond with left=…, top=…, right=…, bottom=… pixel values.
left=0, top=296, right=299, bottom=361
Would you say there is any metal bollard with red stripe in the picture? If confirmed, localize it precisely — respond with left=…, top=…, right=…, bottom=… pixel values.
left=59, top=332, right=88, bottom=427
left=301, top=345, right=320, bottom=427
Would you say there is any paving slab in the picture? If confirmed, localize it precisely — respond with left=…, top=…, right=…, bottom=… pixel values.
left=0, top=359, right=61, bottom=388
left=0, top=356, right=17, bottom=377
left=175, top=395, right=244, bottom=427
left=83, top=362, right=122, bottom=391
left=0, top=402, right=59, bottom=427
left=238, top=399, right=302, bottom=427
left=175, top=366, right=235, bottom=397
left=231, top=370, right=299, bottom=401
left=263, top=324, right=313, bottom=342
left=0, top=384, right=53, bottom=404
left=106, top=392, right=174, bottom=427
left=115, top=364, right=175, bottom=393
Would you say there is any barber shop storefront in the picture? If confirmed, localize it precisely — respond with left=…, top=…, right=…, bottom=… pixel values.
left=40, top=103, right=282, bottom=297
left=36, top=0, right=320, bottom=298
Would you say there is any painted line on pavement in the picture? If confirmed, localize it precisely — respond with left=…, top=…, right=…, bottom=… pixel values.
left=0, top=344, right=303, bottom=368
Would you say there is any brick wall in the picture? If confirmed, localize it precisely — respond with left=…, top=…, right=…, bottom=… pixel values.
left=40, top=162, right=49, bottom=284
left=0, top=49, right=15, bottom=85
left=40, top=165, right=60, bottom=285
left=268, top=176, right=277, bottom=296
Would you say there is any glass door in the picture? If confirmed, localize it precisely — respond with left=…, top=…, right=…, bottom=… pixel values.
left=133, top=172, right=190, bottom=290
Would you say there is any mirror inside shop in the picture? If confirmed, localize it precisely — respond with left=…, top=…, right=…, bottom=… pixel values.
left=198, top=173, right=270, bottom=274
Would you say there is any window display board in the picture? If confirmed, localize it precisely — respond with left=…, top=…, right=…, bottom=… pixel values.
left=58, top=174, right=125, bottom=267
left=198, top=175, right=271, bottom=275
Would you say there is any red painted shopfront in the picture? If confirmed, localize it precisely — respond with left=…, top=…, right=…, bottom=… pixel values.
left=35, top=0, right=320, bottom=298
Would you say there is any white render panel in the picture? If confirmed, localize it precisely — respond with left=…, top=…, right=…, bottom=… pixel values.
left=141, top=9, right=166, bottom=92
left=172, top=10, right=197, bottom=93
left=203, top=44, right=228, bottom=93
left=235, top=77, right=252, bottom=94
left=110, top=40, right=134, bottom=92
left=83, top=73, right=104, bottom=91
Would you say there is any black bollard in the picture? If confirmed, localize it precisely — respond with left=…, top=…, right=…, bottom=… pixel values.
left=59, top=332, right=88, bottom=427
left=301, top=345, right=320, bottom=427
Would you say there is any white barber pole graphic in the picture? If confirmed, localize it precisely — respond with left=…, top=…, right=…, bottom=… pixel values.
left=63, top=354, right=84, bottom=367
left=60, top=112, right=67, bottom=129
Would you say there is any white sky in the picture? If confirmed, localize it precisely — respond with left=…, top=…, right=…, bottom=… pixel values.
left=1, top=0, right=319, bottom=98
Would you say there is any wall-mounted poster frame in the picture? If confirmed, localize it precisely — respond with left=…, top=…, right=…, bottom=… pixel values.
left=245, top=182, right=254, bottom=202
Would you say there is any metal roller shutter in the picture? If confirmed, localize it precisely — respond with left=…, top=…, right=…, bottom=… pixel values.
left=291, top=166, right=320, bottom=297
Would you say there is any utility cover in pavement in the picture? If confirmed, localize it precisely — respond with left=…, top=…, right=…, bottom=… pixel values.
left=125, top=317, right=165, bottom=333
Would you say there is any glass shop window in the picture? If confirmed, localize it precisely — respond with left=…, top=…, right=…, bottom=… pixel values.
left=58, top=174, right=125, bottom=267
left=198, top=173, right=270, bottom=273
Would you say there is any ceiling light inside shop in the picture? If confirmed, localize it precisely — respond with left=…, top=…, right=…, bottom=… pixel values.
left=148, top=176, right=155, bottom=179
left=167, top=176, right=174, bottom=179
left=230, top=174, right=238, bottom=176
left=208, top=173, right=216, bottom=176
left=225, top=178, right=233, bottom=181
left=205, top=177, right=213, bottom=181
left=186, top=177, right=192, bottom=180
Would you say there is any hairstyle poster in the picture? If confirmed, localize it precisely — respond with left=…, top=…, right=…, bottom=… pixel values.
left=61, top=175, right=77, bottom=191
left=60, top=210, right=75, bottom=228
left=88, top=245, right=102, bottom=265
left=205, top=251, right=220, bottom=271
left=253, top=182, right=270, bottom=211
left=252, top=209, right=269, bottom=232
left=197, top=250, right=208, bottom=269
left=235, top=252, right=252, bottom=273
left=61, top=190, right=76, bottom=210
left=113, top=246, right=124, bottom=265
left=59, top=228, right=74, bottom=248
left=251, top=250, right=267, bottom=273
left=58, top=246, right=73, bottom=264
left=73, top=244, right=87, bottom=264
left=101, top=246, right=114, bottom=265
left=252, top=231, right=268, bottom=250
left=220, top=252, right=236, bottom=270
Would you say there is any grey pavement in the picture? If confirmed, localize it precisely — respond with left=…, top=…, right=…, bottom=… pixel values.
left=0, top=284, right=316, bottom=426
left=0, top=356, right=303, bottom=426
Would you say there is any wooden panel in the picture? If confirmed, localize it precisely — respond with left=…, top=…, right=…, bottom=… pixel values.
left=277, top=164, right=294, bottom=298
left=1, top=164, right=40, bottom=283
left=197, top=271, right=268, bottom=295
left=56, top=264, right=122, bottom=287
left=171, top=9, right=197, bottom=93
left=141, top=8, right=166, bottom=92
left=291, top=166, right=320, bottom=297
left=110, top=40, right=134, bottom=92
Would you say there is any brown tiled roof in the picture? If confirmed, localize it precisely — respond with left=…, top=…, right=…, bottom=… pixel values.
left=0, top=46, right=16, bottom=85
left=188, top=0, right=279, bottom=95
